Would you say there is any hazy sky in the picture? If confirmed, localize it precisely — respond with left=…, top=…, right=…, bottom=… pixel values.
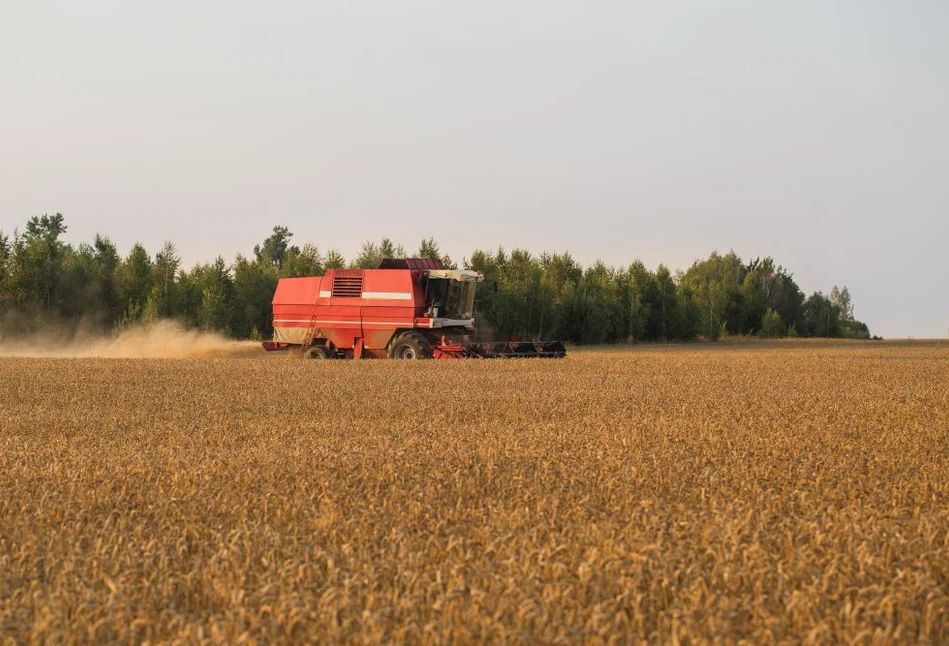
left=2, top=1, right=947, bottom=338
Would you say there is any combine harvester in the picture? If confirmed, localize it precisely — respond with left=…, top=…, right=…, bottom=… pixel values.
left=262, top=258, right=566, bottom=360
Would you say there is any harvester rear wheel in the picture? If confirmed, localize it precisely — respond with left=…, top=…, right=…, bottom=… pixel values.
left=388, top=332, right=433, bottom=360
left=303, top=345, right=330, bottom=360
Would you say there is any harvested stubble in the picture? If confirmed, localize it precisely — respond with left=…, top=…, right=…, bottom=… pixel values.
left=0, top=341, right=947, bottom=644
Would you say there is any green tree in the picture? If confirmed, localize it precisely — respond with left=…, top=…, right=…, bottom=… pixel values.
left=414, top=237, right=458, bottom=269
left=59, top=243, right=101, bottom=324
left=21, top=213, right=69, bottom=312
left=465, top=248, right=504, bottom=336
left=281, top=244, right=323, bottom=278
left=0, top=232, right=9, bottom=267
left=830, top=285, right=853, bottom=321
left=558, top=280, right=585, bottom=343
left=801, top=292, right=840, bottom=337
left=679, top=251, right=748, bottom=339
left=2, top=232, right=32, bottom=328
left=829, top=285, right=871, bottom=338
left=841, top=319, right=870, bottom=340
left=143, top=241, right=181, bottom=321
left=737, top=272, right=763, bottom=334
left=417, top=237, right=441, bottom=260
left=254, top=226, right=298, bottom=270
left=115, top=244, right=153, bottom=326
left=622, top=261, right=653, bottom=342
left=353, top=238, right=409, bottom=269
left=323, top=249, right=346, bottom=269
left=747, top=257, right=804, bottom=327
left=651, top=265, right=678, bottom=341
left=501, top=249, right=539, bottom=339
left=761, top=308, right=787, bottom=338
left=0, top=231, right=11, bottom=313
left=232, top=255, right=279, bottom=338
left=188, top=257, right=234, bottom=333
left=353, top=241, right=381, bottom=269
left=581, top=261, right=623, bottom=344
left=92, top=235, right=120, bottom=323
left=380, top=238, right=406, bottom=259
left=537, top=252, right=580, bottom=339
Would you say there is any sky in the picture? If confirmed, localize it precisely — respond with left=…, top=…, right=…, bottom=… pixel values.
left=2, top=1, right=947, bottom=338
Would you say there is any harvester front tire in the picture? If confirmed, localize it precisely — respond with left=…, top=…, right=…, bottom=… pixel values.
left=303, top=346, right=330, bottom=360
left=389, top=332, right=433, bottom=360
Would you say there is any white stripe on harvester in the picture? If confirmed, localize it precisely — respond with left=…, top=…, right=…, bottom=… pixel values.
left=274, top=319, right=412, bottom=326
left=312, top=290, right=411, bottom=299
left=360, top=291, right=413, bottom=300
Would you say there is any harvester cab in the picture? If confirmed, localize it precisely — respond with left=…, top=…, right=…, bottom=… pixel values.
left=419, top=269, right=481, bottom=324
left=263, top=258, right=566, bottom=360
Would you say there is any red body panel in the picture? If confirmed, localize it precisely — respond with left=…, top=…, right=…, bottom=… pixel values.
left=271, top=268, right=449, bottom=357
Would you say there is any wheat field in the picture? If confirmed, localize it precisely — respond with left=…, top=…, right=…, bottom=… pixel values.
left=1, top=340, right=947, bottom=644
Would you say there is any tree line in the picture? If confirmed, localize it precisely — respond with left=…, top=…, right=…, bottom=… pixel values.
left=0, top=214, right=872, bottom=342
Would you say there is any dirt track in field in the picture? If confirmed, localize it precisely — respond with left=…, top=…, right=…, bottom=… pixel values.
left=0, top=320, right=264, bottom=359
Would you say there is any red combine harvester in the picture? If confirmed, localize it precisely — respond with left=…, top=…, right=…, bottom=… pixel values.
left=262, top=258, right=566, bottom=360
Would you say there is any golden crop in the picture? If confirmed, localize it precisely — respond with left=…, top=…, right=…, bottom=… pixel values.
left=1, top=341, right=947, bottom=644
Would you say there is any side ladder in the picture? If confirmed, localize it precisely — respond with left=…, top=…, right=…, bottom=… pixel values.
left=299, top=300, right=323, bottom=356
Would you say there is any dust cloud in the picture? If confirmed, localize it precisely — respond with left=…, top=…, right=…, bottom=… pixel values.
left=0, top=320, right=264, bottom=359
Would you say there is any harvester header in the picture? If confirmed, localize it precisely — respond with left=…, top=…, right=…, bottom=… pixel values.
left=262, top=259, right=565, bottom=360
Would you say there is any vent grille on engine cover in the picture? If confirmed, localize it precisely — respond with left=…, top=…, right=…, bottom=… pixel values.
left=332, top=272, right=363, bottom=297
